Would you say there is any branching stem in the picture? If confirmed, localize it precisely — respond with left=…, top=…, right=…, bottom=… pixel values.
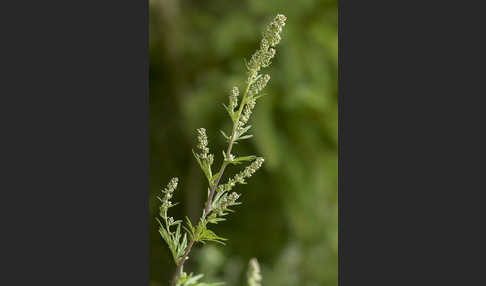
left=169, top=71, right=256, bottom=286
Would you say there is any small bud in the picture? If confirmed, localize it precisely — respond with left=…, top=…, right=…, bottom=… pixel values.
left=230, top=86, right=240, bottom=111
left=247, top=258, right=262, bottom=286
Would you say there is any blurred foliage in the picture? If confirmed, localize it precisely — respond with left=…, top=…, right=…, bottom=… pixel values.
left=149, top=1, right=337, bottom=286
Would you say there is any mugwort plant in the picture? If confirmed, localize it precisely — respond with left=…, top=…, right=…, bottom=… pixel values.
left=156, top=14, right=287, bottom=286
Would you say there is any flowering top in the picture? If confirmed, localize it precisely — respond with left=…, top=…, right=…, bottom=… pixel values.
left=229, top=86, right=239, bottom=112
left=160, top=177, right=178, bottom=215
left=159, top=14, right=287, bottom=286
left=225, top=157, right=265, bottom=188
left=247, top=14, right=287, bottom=82
left=196, top=128, right=209, bottom=158
left=247, top=258, right=262, bottom=286
left=196, top=128, right=214, bottom=167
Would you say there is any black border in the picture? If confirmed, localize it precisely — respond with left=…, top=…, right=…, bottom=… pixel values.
left=2, top=0, right=481, bottom=284
left=1, top=0, right=149, bottom=284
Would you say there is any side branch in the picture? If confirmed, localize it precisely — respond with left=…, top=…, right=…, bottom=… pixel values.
left=171, top=74, right=255, bottom=286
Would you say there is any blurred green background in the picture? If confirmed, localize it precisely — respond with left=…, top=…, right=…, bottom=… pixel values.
left=149, top=1, right=337, bottom=286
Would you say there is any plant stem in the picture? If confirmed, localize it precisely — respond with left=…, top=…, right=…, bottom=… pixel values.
left=170, top=239, right=195, bottom=286
left=169, top=72, right=256, bottom=286
left=204, top=71, right=255, bottom=216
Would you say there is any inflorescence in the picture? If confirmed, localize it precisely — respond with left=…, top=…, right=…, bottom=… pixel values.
left=157, top=14, right=287, bottom=286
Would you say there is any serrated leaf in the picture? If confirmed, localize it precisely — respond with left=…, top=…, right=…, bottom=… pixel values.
left=177, top=233, right=188, bottom=261
left=200, top=229, right=227, bottom=244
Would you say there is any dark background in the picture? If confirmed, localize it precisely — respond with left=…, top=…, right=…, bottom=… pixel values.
left=149, top=1, right=338, bottom=285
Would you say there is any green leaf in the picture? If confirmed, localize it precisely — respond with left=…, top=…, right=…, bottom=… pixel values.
left=192, top=149, right=200, bottom=160
left=253, top=93, right=266, bottom=101
left=170, top=202, right=180, bottom=208
left=208, top=217, right=226, bottom=224
left=158, top=225, right=171, bottom=247
left=220, top=130, right=230, bottom=141
left=253, top=74, right=263, bottom=82
left=212, top=191, right=224, bottom=207
left=200, top=228, right=227, bottom=244
left=228, top=155, right=257, bottom=165
left=211, top=172, right=220, bottom=183
left=238, top=125, right=252, bottom=136
left=155, top=217, right=164, bottom=228
left=222, top=103, right=233, bottom=120
left=174, top=224, right=181, bottom=246
left=198, top=283, right=225, bottom=286
left=177, top=233, right=187, bottom=261
left=183, top=216, right=196, bottom=241
left=193, top=149, right=213, bottom=183
left=237, top=134, right=253, bottom=140
left=176, top=272, right=224, bottom=286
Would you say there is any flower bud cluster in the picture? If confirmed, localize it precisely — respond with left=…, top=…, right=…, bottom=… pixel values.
left=229, top=157, right=264, bottom=186
left=223, top=151, right=236, bottom=163
left=248, top=74, right=270, bottom=98
left=222, top=192, right=240, bottom=208
left=196, top=128, right=209, bottom=158
left=160, top=177, right=178, bottom=218
left=213, top=192, right=240, bottom=215
left=263, top=14, right=286, bottom=47
left=247, top=258, right=262, bottom=286
left=229, top=86, right=239, bottom=112
left=196, top=128, right=214, bottom=164
left=238, top=98, right=256, bottom=131
left=247, top=14, right=286, bottom=82
left=167, top=216, right=174, bottom=225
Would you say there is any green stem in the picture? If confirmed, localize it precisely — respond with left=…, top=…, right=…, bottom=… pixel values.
left=169, top=70, right=257, bottom=286
left=204, top=70, right=255, bottom=216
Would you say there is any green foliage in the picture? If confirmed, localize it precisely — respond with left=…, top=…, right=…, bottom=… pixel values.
left=157, top=178, right=188, bottom=264
left=176, top=272, right=224, bottom=286
left=184, top=216, right=227, bottom=245
left=150, top=1, right=337, bottom=285
left=154, top=13, right=287, bottom=286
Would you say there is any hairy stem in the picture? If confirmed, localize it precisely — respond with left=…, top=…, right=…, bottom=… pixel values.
left=170, top=72, right=256, bottom=286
